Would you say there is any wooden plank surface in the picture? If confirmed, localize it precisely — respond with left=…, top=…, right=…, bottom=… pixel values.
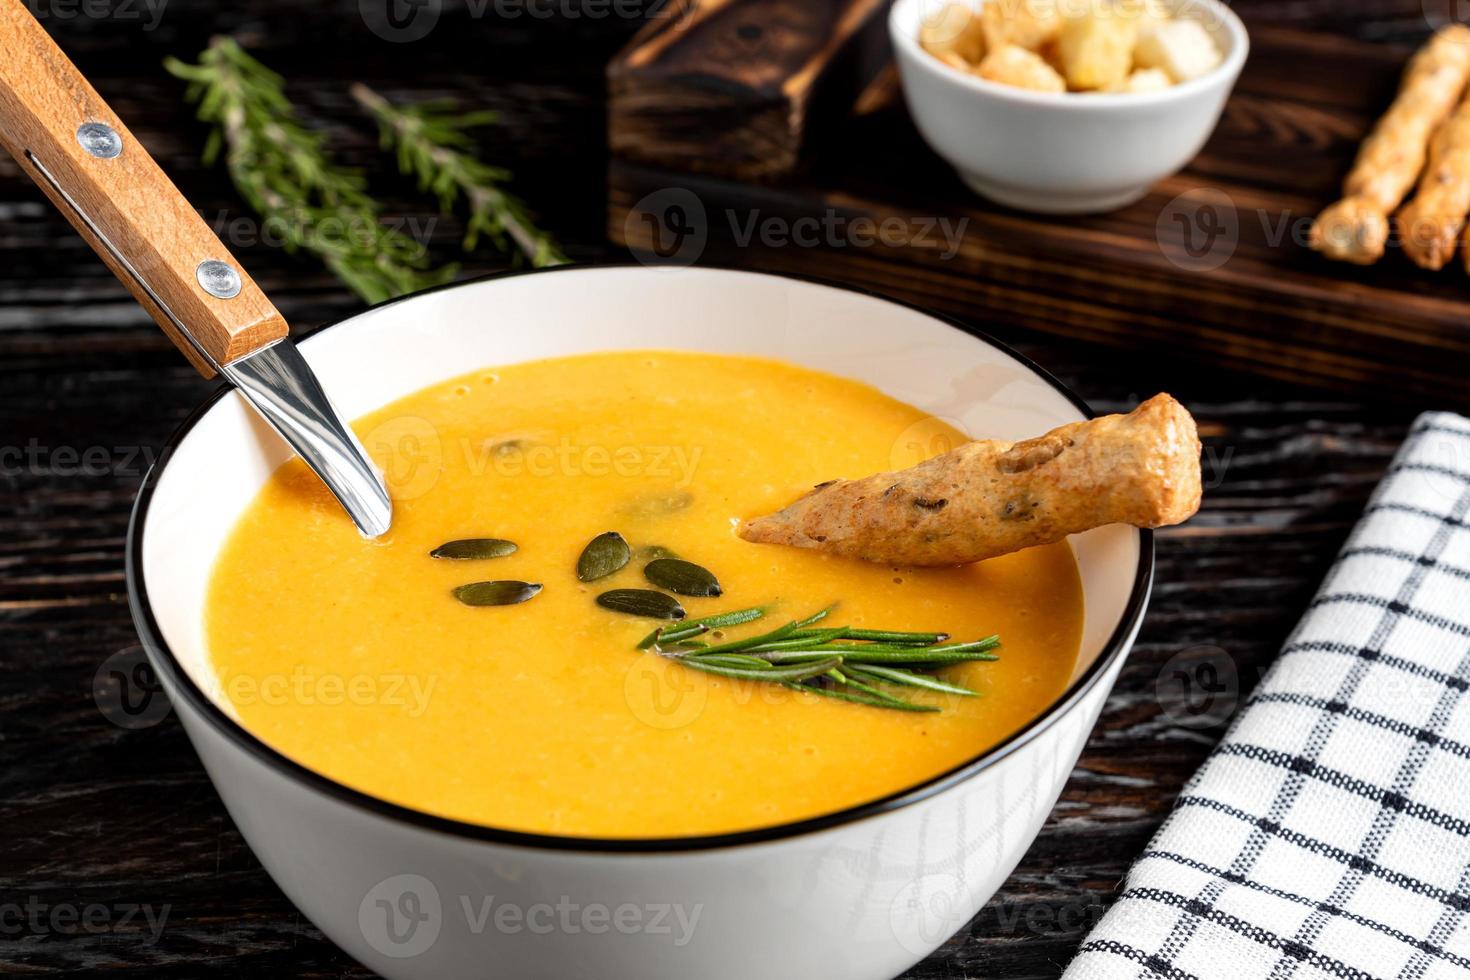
left=609, top=20, right=1470, bottom=406
left=0, top=1, right=1439, bottom=977
left=608, top=0, right=892, bottom=178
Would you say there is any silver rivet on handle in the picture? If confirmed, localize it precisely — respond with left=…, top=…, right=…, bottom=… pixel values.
left=195, top=259, right=242, bottom=299
left=75, top=122, right=122, bottom=159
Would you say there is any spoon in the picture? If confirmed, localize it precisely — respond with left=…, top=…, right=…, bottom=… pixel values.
left=0, top=5, right=392, bottom=537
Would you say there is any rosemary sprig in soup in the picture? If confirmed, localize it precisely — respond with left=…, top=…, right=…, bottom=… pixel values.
left=640, top=605, right=999, bottom=713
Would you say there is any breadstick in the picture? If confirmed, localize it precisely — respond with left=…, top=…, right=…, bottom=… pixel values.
left=1399, top=93, right=1470, bottom=269
left=738, top=393, right=1201, bottom=567
left=1310, top=25, right=1470, bottom=264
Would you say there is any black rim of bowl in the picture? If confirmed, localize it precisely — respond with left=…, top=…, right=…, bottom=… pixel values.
left=125, top=262, right=1155, bottom=854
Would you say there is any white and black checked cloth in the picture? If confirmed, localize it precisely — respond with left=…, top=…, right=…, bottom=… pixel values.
left=1064, top=412, right=1470, bottom=980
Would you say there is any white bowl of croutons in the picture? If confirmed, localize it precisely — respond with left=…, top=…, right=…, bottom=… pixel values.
left=890, top=0, right=1248, bottom=213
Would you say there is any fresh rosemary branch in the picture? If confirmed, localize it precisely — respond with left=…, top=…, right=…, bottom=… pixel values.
left=639, top=605, right=1000, bottom=713
left=165, top=38, right=457, bottom=304
left=637, top=606, right=769, bottom=649
left=351, top=83, right=568, bottom=268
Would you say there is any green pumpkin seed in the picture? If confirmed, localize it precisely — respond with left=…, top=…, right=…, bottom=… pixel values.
left=596, top=588, right=686, bottom=620
left=492, top=438, right=527, bottom=457
left=633, top=544, right=678, bottom=562
left=577, top=531, right=631, bottom=582
left=453, top=580, right=542, bottom=606
left=430, top=538, right=518, bottom=560
left=644, top=558, right=721, bottom=597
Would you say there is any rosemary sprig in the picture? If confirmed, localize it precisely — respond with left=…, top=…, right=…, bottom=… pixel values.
left=824, top=628, right=950, bottom=645
left=783, top=680, right=941, bottom=713
left=671, top=607, right=833, bottom=657
left=165, top=38, right=457, bottom=304
left=681, top=656, right=841, bottom=684
left=752, top=639, right=1000, bottom=665
left=351, top=83, right=568, bottom=268
left=637, top=605, right=767, bottom=649
left=639, top=605, right=999, bottom=713
left=845, top=665, right=979, bottom=697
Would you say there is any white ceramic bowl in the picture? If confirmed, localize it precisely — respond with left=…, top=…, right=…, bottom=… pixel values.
left=127, top=266, right=1151, bottom=980
left=889, top=0, right=1248, bottom=213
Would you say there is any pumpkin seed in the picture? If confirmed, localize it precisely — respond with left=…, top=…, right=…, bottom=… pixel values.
left=633, top=544, right=678, bottom=562
left=644, top=557, right=722, bottom=597
left=577, top=531, right=631, bottom=581
left=430, top=538, right=518, bottom=560
left=596, top=588, right=686, bottom=620
left=492, top=438, right=527, bottom=456
left=453, top=580, right=542, bottom=606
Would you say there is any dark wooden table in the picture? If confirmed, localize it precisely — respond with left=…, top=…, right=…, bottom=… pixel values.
left=0, top=1, right=1440, bottom=976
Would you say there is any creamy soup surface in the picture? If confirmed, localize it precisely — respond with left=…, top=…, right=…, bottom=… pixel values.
left=206, top=351, right=1084, bottom=837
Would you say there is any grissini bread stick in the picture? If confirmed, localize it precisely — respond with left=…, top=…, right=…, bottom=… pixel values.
left=1399, top=93, right=1470, bottom=269
left=738, top=393, right=1202, bottom=567
left=1310, top=196, right=1392, bottom=266
left=1309, top=25, right=1470, bottom=264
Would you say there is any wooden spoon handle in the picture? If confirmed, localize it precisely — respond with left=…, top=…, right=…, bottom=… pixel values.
left=0, top=4, right=288, bottom=377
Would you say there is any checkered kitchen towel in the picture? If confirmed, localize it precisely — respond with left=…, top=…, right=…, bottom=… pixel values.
left=1064, top=413, right=1470, bottom=980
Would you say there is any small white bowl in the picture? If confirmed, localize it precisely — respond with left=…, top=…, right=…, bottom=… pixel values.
left=127, top=266, right=1151, bottom=980
left=890, top=0, right=1248, bottom=213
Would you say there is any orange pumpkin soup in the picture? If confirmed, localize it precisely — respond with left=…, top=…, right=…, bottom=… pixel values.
left=205, top=351, right=1084, bottom=837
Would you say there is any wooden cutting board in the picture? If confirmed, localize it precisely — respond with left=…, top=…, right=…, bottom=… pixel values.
left=608, top=0, right=891, bottom=180
left=607, top=22, right=1470, bottom=407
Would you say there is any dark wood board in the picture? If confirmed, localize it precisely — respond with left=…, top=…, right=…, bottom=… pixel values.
left=610, top=20, right=1470, bottom=407
left=0, top=1, right=1438, bottom=978
left=608, top=0, right=892, bottom=179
